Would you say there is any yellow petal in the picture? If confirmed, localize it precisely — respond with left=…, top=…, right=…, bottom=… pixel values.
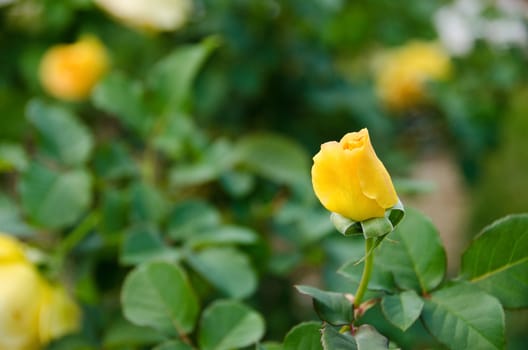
left=0, top=233, right=28, bottom=264
left=311, top=129, right=398, bottom=221
left=355, top=131, right=398, bottom=208
left=0, top=263, right=42, bottom=350
left=38, top=282, right=81, bottom=345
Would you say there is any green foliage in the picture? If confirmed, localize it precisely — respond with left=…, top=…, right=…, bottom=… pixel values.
left=26, top=100, right=93, bottom=166
left=422, top=283, right=504, bottom=350
left=381, top=290, right=423, bottom=332
left=19, top=162, right=92, bottom=229
left=321, top=325, right=389, bottom=350
left=376, top=208, right=446, bottom=294
left=121, top=261, right=199, bottom=336
left=153, top=341, right=193, bottom=350
left=296, top=285, right=354, bottom=326
left=461, top=214, right=528, bottom=308
left=297, top=209, right=528, bottom=350
left=283, top=322, right=322, bottom=350
left=198, top=300, right=265, bottom=350
left=186, top=247, right=257, bottom=299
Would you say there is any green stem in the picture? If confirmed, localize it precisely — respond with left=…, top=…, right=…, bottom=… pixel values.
left=353, top=237, right=374, bottom=308
left=52, top=212, right=99, bottom=275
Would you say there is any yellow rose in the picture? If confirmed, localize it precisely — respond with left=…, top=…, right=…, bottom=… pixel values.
left=375, top=41, right=451, bottom=111
left=39, top=36, right=108, bottom=101
left=0, top=233, right=80, bottom=349
left=311, top=129, right=398, bottom=222
left=38, top=283, right=81, bottom=344
left=0, top=233, right=27, bottom=263
left=95, top=0, right=192, bottom=32
left=0, top=263, right=42, bottom=350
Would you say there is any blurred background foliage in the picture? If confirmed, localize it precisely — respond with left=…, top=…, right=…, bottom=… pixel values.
left=1, top=0, right=528, bottom=349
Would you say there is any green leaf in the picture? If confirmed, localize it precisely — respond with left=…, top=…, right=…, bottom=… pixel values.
left=121, top=261, right=199, bottom=337
left=198, top=300, right=265, bottom=350
left=283, top=322, right=323, bottom=350
left=153, top=340, right=193, bottom=350
left=274, top=202, right=334, bottom=246
left=26, top=99, right=93, bottom=166
left=321, top=325, right=388, bottom=350
left=236, top=133, right=310, bottom=189
left=130, top=182, right=167, bottom=224
left=0, top=193, right=34, bottom=236
left=120, top=226, right=180, bottom=266
left=153, top=114, right=197, bottom=159
left=295, top=285, right=353, bottom=326
left=185, top=225, right=258, bottom=248
left=169, top=139, right=239, bottom=188
left=46, top=335, right=95, bottom=350
left=421, top=283, right=504, bottom=350
left=93, top=142, right=137, bottom=180
left=220, top=170, right=255, bottom=198
left=103, top=317, right=165, bottom=348
left=381, top=290, right=423, bottom=331
left=167, top=200, right=221, bottom=241
left=257, top=342, right=283, bottom=350
left=0, top=143, right=28, bottom=172
left=354, top=325, right=390, bottom=350
left=99, top=188, right=128, bottom=235
left=321, top=325, right=356, bottom=349
left=186, top=247, right=257, bottom=299
left=148, top=37, right=219, bottom=113
left=19, top=162, right=92, bottom=229
left=377, top=208, right=446, bottom=294
left=92, top=72, right=149, bottom=133
left=461, top=214, right=528, bottom=308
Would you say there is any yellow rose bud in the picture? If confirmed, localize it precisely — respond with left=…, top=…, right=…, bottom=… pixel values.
left=39, top=36, right=108, bottom=101
left=375, top=41, right=451, bottom=111
left=38, top=282, right=81, bottom=344
left=0, top=263, right=42, bottom=350
left=311, top=128, right=398, bottom=222
left=0, top=233, right=28, bottom=263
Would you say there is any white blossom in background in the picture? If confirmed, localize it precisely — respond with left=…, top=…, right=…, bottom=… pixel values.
left=434, top=0, right=528, bottom=56
left=484, top=18, right=528, bottom=48
left=95, top=0, right=193, bottom=32
left=496, top=0, right=528, bottom=16
left=434, top=6, right=478, bottom=56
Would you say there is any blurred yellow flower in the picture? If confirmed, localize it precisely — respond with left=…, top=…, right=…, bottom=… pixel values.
left=39, top=36, right=108, bottom=101
left=95, top=0, right=192, bottom=32
left=375, top=41, right=451, bottom=111
left=38, top=283, right=81, bottom=344
left=0, top=233, right=80, bottom=350
left=311, top=129, right=398, bottom=222
left=0, top=233, right=27, bottom=263
left=0, top=263, right=42, bottom=350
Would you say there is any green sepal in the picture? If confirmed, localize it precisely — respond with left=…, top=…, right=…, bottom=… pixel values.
left=361, top=217, right=393, bottom=239
left=330, top=199, right=405, bottom=239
